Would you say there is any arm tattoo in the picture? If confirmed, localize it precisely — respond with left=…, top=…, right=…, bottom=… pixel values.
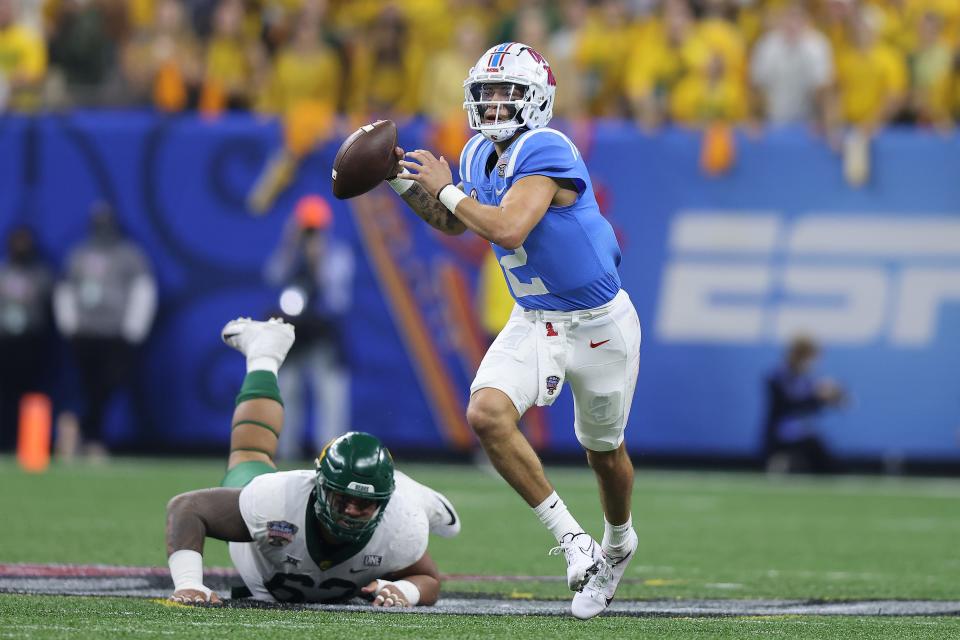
left=400, top=183, right=467, bottom=235
left=166, top=488, right=252, bottom=556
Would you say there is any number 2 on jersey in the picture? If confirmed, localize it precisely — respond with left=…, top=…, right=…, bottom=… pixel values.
left=499, top=246, right=549, bottom=297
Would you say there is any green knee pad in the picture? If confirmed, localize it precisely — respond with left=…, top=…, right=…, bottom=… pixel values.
left=235, top=370, right=283, bottom=407
left=221, top=460, right=276, bottom=488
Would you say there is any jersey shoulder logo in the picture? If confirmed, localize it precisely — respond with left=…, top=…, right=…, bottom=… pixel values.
left=545, top=375, right=560, bottom=395
left=363, top=554, right=383, bottom=567
left=266, top=520, right=299, bottom=547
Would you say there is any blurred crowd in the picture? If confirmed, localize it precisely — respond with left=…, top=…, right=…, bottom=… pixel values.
left=0, top=204, right=157, bottom=460
left=0, top=0, right=957, bottom=133
left=0, top=193, right=357, bottom=462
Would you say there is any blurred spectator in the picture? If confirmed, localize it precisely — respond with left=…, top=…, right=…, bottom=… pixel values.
left=346, top=5, right=423, bottom=119
left=870, top=0, right=960, bottom=54
left=0, top=0, right=951, bottom=133
left=122, top=0, right=201, bottom=111
left=626, top=0, right=702, bottom=130
left=694, top=0, right=747, bottom=79
left=573, top=0, right=633, bottom=116
left=247, top=6, right=339, bottom=213
left=264, top=195, right=355, bottom=460
left=419, top=17, right=485, bottom=120
left=547, top=0, right=589, bottom=119
left=907, top=11, right=954, bottom=129
left=835, top=7, right=908, bottom=133
left=53, top=202, right=157, bottom=458
left=762, top=336, right=848, bottom=474
left=396, top=0, right=454, bottom=52
left=733, top=0, right=763, bottom=47
left=0, top=0, right=47, bottom=112
left=47, top=0, right=123, bottom=108
left=127, top=0, right=157, bottom=31
left=670, top=49, right=748, bottom=126
left=200, top=0, right=265, bottom=113
left=419, top=16, right=484, bottom=160
left=0, top=225, right=54, bottom=451
left=256, top=5, right=340, bottom=118
left=750, top=2, right=835, bottom=128
left=819, top=0, right=857, bottom=57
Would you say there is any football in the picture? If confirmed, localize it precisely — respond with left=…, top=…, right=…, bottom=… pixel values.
left=331, top=119, right=399, bottom=199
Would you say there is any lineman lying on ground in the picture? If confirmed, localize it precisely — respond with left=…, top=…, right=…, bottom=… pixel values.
left=165, top=317, right=460, bottom=606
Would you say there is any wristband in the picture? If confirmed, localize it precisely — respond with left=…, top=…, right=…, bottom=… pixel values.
left=391, top=579, right=421, bottom=606
left=387, top=169, right=414, bottom=195
left=168, top=549, right=211, bottom=597
left=438, top=184, right=467, bottom=213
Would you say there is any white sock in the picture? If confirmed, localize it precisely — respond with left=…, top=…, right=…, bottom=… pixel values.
left=533, top=491, right=584, bottom=543
left=602, top=515, right=635, bottom=552
left=247, top=356, right=279, bottom=375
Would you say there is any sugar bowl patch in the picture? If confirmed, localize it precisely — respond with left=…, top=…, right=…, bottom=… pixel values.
left=266, top=520, right=298, bottom=546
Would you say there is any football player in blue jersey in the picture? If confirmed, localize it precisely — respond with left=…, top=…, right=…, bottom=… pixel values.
left=385, top=42, right=641, bottom=619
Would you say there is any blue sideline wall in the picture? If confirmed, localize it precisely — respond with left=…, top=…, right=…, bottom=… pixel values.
left=0, top=113, right=957, bottom=463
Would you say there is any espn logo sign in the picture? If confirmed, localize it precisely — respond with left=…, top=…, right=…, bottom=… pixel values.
left=656, top=212, right=960, bottom=347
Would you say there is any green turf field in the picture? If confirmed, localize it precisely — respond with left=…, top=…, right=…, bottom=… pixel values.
left=2, top=457, right=958, bottom=638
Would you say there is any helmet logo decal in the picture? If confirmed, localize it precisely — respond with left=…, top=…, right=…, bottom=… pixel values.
left=486, top=42, right=516, bottom=70
left=522, top=46, right=556, bottom=87
left=347, top=481, right=375, bottom=493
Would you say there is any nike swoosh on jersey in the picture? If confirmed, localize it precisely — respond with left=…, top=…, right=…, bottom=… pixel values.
left=589, top=339, right=610, bottom=348
left=439, top=498, right=457, bottom=526
left=348, top=568, right=366, bottom=574
left=495, top=186, right=506, bottom=196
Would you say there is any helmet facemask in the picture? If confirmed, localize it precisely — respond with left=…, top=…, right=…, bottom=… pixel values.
left=464, top=81, right=535, bottom=143
left=314, top=478, right=389, bottom=543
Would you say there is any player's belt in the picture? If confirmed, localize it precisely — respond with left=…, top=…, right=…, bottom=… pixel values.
left=521, top=289, right=625, bottom=323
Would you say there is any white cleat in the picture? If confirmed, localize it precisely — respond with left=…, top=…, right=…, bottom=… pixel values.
left=221, top=317, right=295, bottom=366
left=571, top=530, right=638, bottom=620
left=549, top=532, right=602, bottom=592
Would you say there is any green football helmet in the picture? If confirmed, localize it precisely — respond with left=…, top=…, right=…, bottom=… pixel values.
left=314, top=432, right=395, bottom=543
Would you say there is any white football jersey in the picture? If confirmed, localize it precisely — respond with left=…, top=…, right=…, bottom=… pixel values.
left=229, top=470, right=452, bottom=602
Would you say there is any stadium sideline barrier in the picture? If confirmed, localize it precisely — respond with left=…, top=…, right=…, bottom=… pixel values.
left=0, top=113, right=957, bottom=463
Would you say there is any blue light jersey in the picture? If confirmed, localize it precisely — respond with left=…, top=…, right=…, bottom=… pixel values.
left=459, top=128, right=621, bottom=311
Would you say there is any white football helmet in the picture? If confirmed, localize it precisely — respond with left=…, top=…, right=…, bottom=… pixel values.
left=463, top=42, right=557, bottom=143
